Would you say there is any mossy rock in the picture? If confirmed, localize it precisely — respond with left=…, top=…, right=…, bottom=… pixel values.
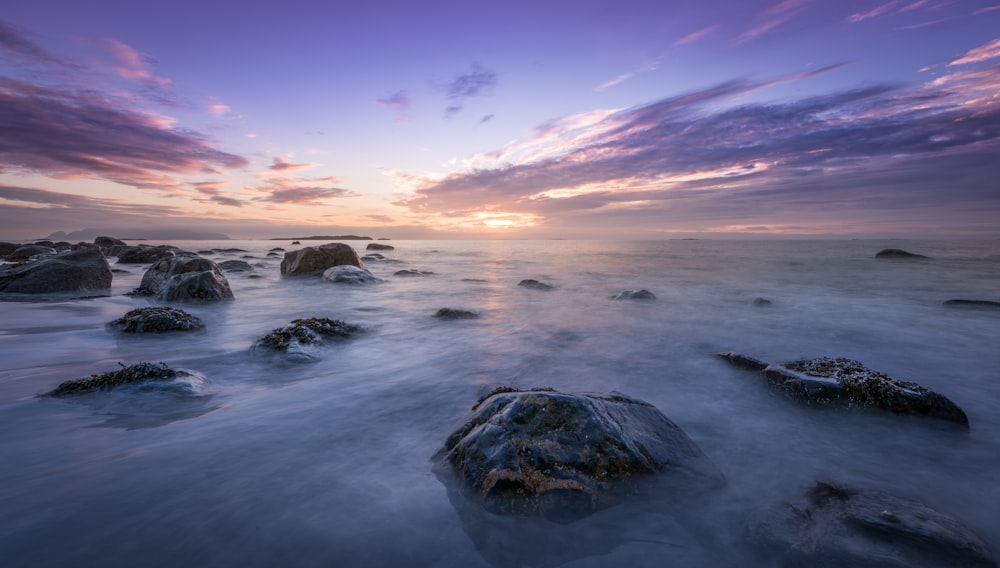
left=46, top=362, right=184, bottom=395
left=107, top=307, right=205, bottom=333
left=254, top=317, right=362, bottom=351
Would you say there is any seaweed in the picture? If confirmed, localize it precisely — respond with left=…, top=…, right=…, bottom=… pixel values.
left=47, top=362, right=179, bottom=396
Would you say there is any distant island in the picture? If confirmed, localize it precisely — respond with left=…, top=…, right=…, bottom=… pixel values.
left=270, top=235, right=374, bottom=241
left=48, top=228, right=230, bottom=241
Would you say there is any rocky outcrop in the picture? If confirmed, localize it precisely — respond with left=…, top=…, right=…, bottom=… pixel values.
left=133, top=257, right=233, bottom=301
left=366, top=243, right=394, bottom=250
left=944, top=299, right=1000, bottom=309
left=718, top=353, right=969, bottom=428
left=434, top=388, right=725, bottom=521
left=322, top=265, right=379, bottom=284
left=280, top=243, right=362, bottom=275
left=518, top=279, right=554, bottom=291
left=875, top=248, right=929, bottom=259
left=8, top=244, right=57, bottom=261
left=218, top=259, right=253, bottom=272
left=752, top=297, right=773, bottom=307
left=435, top=308, right=479, bottom=319
left=93, top=236, right=126, bottom=255
left=107, top=307, right=206, bottom=333
left=394, top=269, right=434, bottom=277
left=0, top=242, right=20, bottom=257
left=744, top=481, right=996, bottom=568
left=0, top=247, right=111, bottom=295
left=44, top=362, right=205, bottom=396
left=116, top=245, right=181, bottom=264
left=253, top=317, right=362, bottom=361
left=613, top=289, right=656, bottom=300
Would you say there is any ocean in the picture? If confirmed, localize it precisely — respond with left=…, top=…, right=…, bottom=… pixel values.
left=1, top=239, right=998, bottom=566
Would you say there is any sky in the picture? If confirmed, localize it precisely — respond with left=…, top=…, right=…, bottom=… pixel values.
left=1, top=0, right=999, bottom=240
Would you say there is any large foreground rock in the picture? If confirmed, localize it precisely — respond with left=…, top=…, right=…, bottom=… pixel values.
left=107, top=307, right=206, bottom=333
left=744, top=481, right=996, bottom=568
left=434, top=388, right=725, bottom=521
left=718, top=353, right=969, bottom=428
left=0, top=247, right=111, bottom=295
left=134, top=257, right=233, bottom=301
left=280, top=243, right=363, bottom=275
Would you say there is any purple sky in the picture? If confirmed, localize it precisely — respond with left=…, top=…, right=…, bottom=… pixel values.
left=1, top=0, right=999, bottom=239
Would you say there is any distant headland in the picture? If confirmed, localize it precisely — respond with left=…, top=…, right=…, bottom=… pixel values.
left=47, top=229, right=230, bottom=241
left=269, top=235, right=389, bottom=241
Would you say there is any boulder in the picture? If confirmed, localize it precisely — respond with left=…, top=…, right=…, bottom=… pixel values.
left=435, top=308, right=479, bottom=319
left=0, top=247, right=111, bottom=295
left=322, top=265, right=379, bottom=285
left=8, top=244, right=56, bottom=261
left=518, top=279, right=554, bottom=291
left=134, top=257, right=233, bottom=301
left=44, top=362, right=205, bottom=396
left=107, top=307, right=206, bottom=333
left=744, top=481, right=996, bottom=568
left=752, top=297, right=773, bottom=307
left=218, top=259, right=254, bottom=272
left=718, top=353, right=969, bottom=428
left=0, top=242, right=20, bottom=257
left=253, top=317, right=362, bottom=361
left=280, top=243, right=362, bottom=276
left=117, top=245, right=180, bottom=264
left=394, top=269, right=434, bottom=277
left=613, top=289, right=656, bottom=300
left=944, top=299, right=1000, bottom=309
left=875, top=248, right=929, bottom=259
left=269, top=247, right=285, bottom=252
left=366, top=243, right=395, bottom=251
left=93, top=236, right=126, bottom=255
left=434, top=388, right=725, bottom=521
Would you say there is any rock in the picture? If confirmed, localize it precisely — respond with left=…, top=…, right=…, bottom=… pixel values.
left=433, top=388, right=725, bottom=521
left=944, top=299, right=1000, bottom=309
left=322, top=265, right=379, bottom=285
left=93, top=236, right=126, bottom=255
left=8, top=244, right=57, bottom=260
left=116, top=245, right=180, bottom=264
left=366, top=243, right=395, bottom=250
left=253, top=317, right=362, bottom=361
left=214, top=248, right=247, bottom=253
left=280, top=243, right=362, bottom=276
left=875, top=248, right=929, bottom=259
left=613, top=289, right=656, bottom=300
left=0, top=242, right=20, bottom=256
left=107, top=307, right=206, bottom=333
left=394, top=269, right=433, bottom=277
left=518, top=279, right=554, bottom=291
left=718, top=353, right=969, bottom=427
left=291, top=240, right=301, bottom=244
left=44, top=362, right=205, bottom=396
left=269, top=247, right=285, bottom=252
left=744, top=481, right=996, bottom=568
left=266, top=252, right=281, bottom=257
left=134, top=257, right=233, bottom=301
left=752, top=297, right=773, bottom=307
left=435, top=308, right=479, bottom=319
left=0, top=247, right=111, bottom=295
left=218, top=259, right=253, bottom=272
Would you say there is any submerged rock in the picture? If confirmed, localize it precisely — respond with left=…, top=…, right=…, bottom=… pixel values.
left=280, top=243, right=362, bottom=276
left=434, top=388, right=725, bottom=521
left=134, top=257, right=233, bottom=301
left=752, top=297, right=773, bottom=307
left=322, top=265, right=379, bottom=284
left=875, top=248, right=929, bottom=259
left=253, top=317, right=362, bottom=361
left=218, top=259, right=254, bottom=272
left=394, top=269, right=434, bottom=277
left=944, top=299, right=1000, bottom=309
left=107, top=307, right=206, bottom=333
left=8, top=244, right=56, bottom=260
left=116, top=245, right=182, bottom=264
left=434, top=307, right=479, bottom=319
left=45, top=362, right=204, bottom=396
left=0, top=247, right=111, bottom=295
left=718, top=352, right=969, bottom=428
left=744, top=481, right=996, bottom=568
left=366, top=243, right=394, bottom=250
left=613, top=289, right=656, bottom=300
left=518, top=279, right=554, bottom=291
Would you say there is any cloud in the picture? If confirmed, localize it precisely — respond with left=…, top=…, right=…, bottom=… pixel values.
left=97, top=38, right=171, bottom=88
left=737, top=0, right=811, bottom=44
left=0, top=19, right=74, bottom=69
left=847, top=1, right=901, bottom=23
left=674, top=25, right=720, bottom=47
left=480, top=114, right=495, bottom=124
left=949, top=38, right=1000, bottom=66
left=363, top=214, right=395, bottom=223
left=191, top=181, right=244, bottom=207
left=441, top=63, right=497, bottom=117
left=250, top=175, right=357, bottom=205
left=375, top=90, right=411, bottom=123
left=268, top=156, right=319, bottom=173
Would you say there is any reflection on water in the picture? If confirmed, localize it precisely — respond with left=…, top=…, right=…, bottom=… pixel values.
left=1, top=239, right=998, bottom=566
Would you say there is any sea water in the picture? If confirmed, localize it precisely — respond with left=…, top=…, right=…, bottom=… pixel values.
left=1, top=239, right=998, bottom=566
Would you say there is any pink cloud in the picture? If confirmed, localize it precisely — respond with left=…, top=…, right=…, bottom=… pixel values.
left=268, top=156, right=319, bottom=173
left=98, top=38, right=172, bottom=88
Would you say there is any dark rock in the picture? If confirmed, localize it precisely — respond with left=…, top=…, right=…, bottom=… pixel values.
left=253, top=317, right=362, bottom=361
left=280, top=243, right=362, bottom=276
left=93, top=236, right=126, bottom=255
left=0, top=247, right=111, bottom=295
left=269, top=247, right=285, bottom=252
left=218, top=259, right=253, bottom=272
left=718, top=353, right=969, bottom=427
left=435, top=308, right=478, bottom=319
left=134, top=257, right=233, bottom=301
left=197, top=250, right=215, bottom=255
left=434, top=388, right=725, bottom=521
left=366, top=243, right=395, bottom=250
left=944, top=299, right=1000, bottom=309
left=117, top=245, right=180, bottom=264
left=8, top=244, right=57, bottom=260
left=44, top=362, right=205, bottom=396
left=518, top=279, right=554, bottom=291
left=214, top=248, right=248, bottom=253
left=394, top=269, right=434, bottom=277
left=613, top=289, right=656, bottom=300
left=266, top=252, right=281, bottom=257
left=744, top=481, right=996, bottom=568
left=322, top=265, right=379, bottom=284
left=291, top=240, right=301, bottom=244
left=0, top=242, right=20, bottom=256
left=875, top=248, right=929, bottom=259
left=752, top=297, right=773, bottom=307
left=107, top=307, right=206, bottom=333
left=33, top=240, right=56, bottom=247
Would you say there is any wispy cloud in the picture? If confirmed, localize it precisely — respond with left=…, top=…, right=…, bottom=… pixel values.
left=847, top=1, right=902, bottom=23
left=250, top=175, right=357, bottom=205
left=441, top=63, right=497, bottom=118
left=674, top=25, right=720, bottom=47
left=268, top=156, right=319, bottom=173
left=0, top=19, right=75, bottom=69
left=737, top=0, right=811, bottom=44
left=949, top=37, right=1000, bottom=66
left=97, top=38, right=171, bottom=88
left=375, top=90, right=411, bottom=123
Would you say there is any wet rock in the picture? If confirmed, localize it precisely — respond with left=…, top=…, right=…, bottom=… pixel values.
left=93, top=236, right=126, bottom=255
left=366, top=243, right=395, bottom=250
left=0, top=242, right=20, bottom=257
left=944, top=299, right=1000, bottom=309
left=613, top=289, right=656, bottom=300
left=214, top=248, right=248, bottom=253
left=394, top=269, right=434, bottom=277
left=280, top=243, right=362, bottom=276
left=752, top=297, right=773, bottom=307
left=44, top=362, right=204, bottom=396
left=117, top=245, right=181, bottom=264
left=134, top=257, right=233, bottom=301
left=107, top=307, right=206, bottom=333
left=0, top=247, right=111, bottom=295
left=718, top=352, right=969, bottom=428
left=434, top=388, right=725, bottom=521
left=291, top=240, right=301, bottom=244
left=322, top=265, right=379, bottom=284
left=218, top=259, right=254, bottom=272
left=269, top=247, right=285, bottom=252
left=744, top=481, right=996, bottom=568
left=253, top=317, right=362, bottom=361
left=875, top=248, right=929, bottom=259
left=435, top=307, right=479, bottom=319
left=8, top=244, right=56, bottom=261
left=518, top=279, right=554, bottom=291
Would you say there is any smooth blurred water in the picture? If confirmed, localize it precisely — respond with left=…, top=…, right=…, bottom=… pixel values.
left=1, top=239, right=998, bottom=567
